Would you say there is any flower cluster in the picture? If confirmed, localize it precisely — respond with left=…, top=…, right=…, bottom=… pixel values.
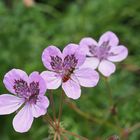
left=0, top=31, right=128, bottom=133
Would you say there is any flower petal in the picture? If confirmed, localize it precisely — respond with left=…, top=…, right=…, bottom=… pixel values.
left=0, top=94, right=24, bottom=115
left=31, top=96, right=49, bottom=118
left=98, top=60, right=116, bottom=77
left=80, top=57, right=100, bottom=69
left=41, top=71, right=62, bottom=89
left=13, top=104, right=34, bottom=133
left=42, top=46, right=63, bottom=71
left=107, top=45, right=128, bottom=62
left=74, top=68, right=99, bottom=87
left=29, top=72, right=46, bottom=95
left=63, top=43, right=86, bottom=67
left=62, top=79, right=81, bottom=100
left=79, top=37, right=98, bottom=56
left=98, top=31, right=119, bottom=47
left=3, top=69, right=28, bottom=94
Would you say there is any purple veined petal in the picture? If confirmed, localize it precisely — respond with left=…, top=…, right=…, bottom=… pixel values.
left=79, top=37, right=98, bottom=56
left=62, top=79, right=81, bottom=100
left=79, top=57, right=100, bottom=69
left=63, top=43, right=79, bottom=56
left=13, top=103, right=34, bottom=133
left=31, top=96, right=49, bottom=118
left=29, top=72, right=46, bottom=95
left=42, top=46, right=63, bottom=71
left=74, top=68, right=99, bottom=87
left=107, top=45, right=128, bottom=62
left=98, top=60, right=116, bottom=77
left=63, top=43, right=86, bottom=67
left=0, top=94, right=24, bottom=115
left=41, top=71, right=62, bottom=89
left=3, top=69, right=29, bottom=94
left=98, top=31, right=119, bottom=47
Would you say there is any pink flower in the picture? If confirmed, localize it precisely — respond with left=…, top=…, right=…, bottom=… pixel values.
left=41, top=44, right=99, bottom=100
left=79, top=31, right=128, bottom=77
left=0, top=69, right=49, bottom=133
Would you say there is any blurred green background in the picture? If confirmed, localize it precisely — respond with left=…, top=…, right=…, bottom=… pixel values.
left=0, top=0, right=140, bottom=139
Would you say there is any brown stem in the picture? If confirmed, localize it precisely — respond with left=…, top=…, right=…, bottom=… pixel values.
left=44, top=114, right=53, bottom=124
left=58, top=89, right=64, bottom=126
left=57, top=134, right=61, bottom=140
left=54, top=133, right=57, bottom=140
left=47, top=113, right=53, bottom=122
left=49, top=90, right=56, bottom=123
left=43, top=115, right=56, bottom=130
left=62, top=129, right=88, bottom=140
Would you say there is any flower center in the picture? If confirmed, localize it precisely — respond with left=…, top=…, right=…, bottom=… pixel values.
left=13, top=79, right=40, bottom=104
left=89, top=41, right=114, bottom=60
left=50, top=54, right=78, bottom=82
left=13, top=79, right=29, bottom=98
left=62, top=54, right=78, bottom=82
